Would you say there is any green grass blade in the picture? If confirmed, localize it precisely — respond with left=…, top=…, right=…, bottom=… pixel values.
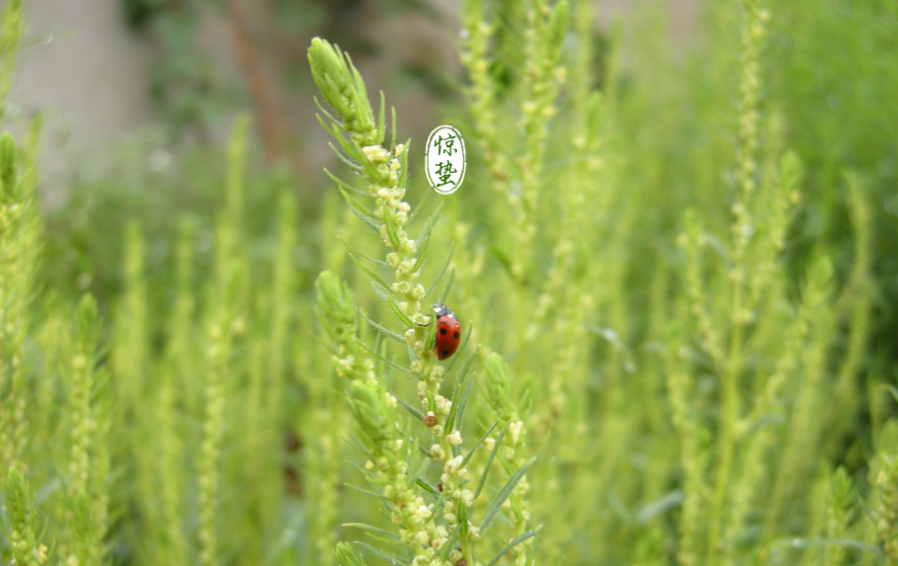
left=445, top=323, right=473, bottom=374
left=338, top=186, right=378, bottom=221
left=348, top=252, right=391, bottom=293
left=425, top=308, right=438, bottom=351
left=382, top=204, right=402, bottom=249
left=399, top=137, right=411, bottom=188
left=338, top=237, right=388, bottom=267
left=485, top=527, right=543, bottom=566
left=344, top=483, right=389, bottom=502
left=437, top=267, right=455, bottom=304
left=359, top=311, right=404, bottom=343
left=409, top=189, right=428, bottom=223
left=390, top=106, right=397, bottom=149
left=425, top=244, right=454, bottom=297
left=474, top=422, right=510, bottom=500
left=479, top=457, right=536, bottom=532
left=354, top=338, right=411, bottom=375
left=446, top=347, right=479, bottom=431
left=436, top=522, right=462, bottom=562
left=354, top=542, right=410, bottom=565
left=451, top=373, right=475, bottom=436
left=416, top=477, right=439, bottom=495
left=461, top=421, right=498, bottom=468
left=388, top=297, right=414, bottom=329
left=324, top=167, right=367, bottom=196
left=375, top=381, right=423, bottom=421
left=343, top=523, right=401, bottom=541
left=376, top=91, right=386, bottom=144
left=415, top=201, right=444, bottom=252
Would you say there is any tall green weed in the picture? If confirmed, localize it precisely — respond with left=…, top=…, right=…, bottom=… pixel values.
left=1, top=1, right=897, bottom=565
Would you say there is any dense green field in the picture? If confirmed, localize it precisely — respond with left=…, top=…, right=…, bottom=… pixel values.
left=2, top=0, right=898, bottom=565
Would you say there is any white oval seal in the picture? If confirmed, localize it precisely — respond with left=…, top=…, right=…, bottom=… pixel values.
left=425, top=125, right=466, bottom=195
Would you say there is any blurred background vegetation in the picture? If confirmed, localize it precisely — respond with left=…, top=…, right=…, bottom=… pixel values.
left=2, top=0, right=898, bottom=565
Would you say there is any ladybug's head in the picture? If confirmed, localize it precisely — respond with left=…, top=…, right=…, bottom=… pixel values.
left=432, top=303, right=454, bottom=318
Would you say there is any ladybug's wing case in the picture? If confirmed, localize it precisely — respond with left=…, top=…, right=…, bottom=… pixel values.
left=435, top=315, right=461, bottom=360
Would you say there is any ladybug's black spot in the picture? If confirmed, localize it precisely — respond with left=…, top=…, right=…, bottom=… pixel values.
left=454, top=331, right=459, bottom=339
left=442, top=351, right=450, bottom=357
left=440, top=328, right=448, bottom=335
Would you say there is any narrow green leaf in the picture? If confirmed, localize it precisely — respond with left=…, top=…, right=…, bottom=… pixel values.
left=437, top=523, right=462, bottom=562
left=637, top=490, right=683, bottom=524
left=410, top=433, right=432, bottom=476
left=313, top=96, right=340, bottom=128
left=370, top=281, right=393, bottom=303
left=393, top=393, right=424, bottom=421
left=337, top=237, right=388, bottom=267
left=329, top=142, right=362, bottom=172
left=417, top=478, right=439, bottom=495
left=388, top=297, right=415, bottom=329
left=407, top=425, right=422, bottom=471
left=398, top=137, right=411, bottom=188
left=390, top=106, right=398, bottom=149
left=345, top=435, right=374, bottom=459
left=416, top=201, right=444, bottom=253
left=374, top=380, right=423, bottom=421
left=344, top=483, right=388, bottom=502
left=338, top=186, right=378, bottom=220
left=409, top=190, right=428, bottom=223
left=524, top=537, right=541, bottom=566
left=426, top=244, right=454, bottom=297
left=446, top=347, right=479, bottom=431
left=425, top=308, right=438, bottom=351
left=324, top=167, right=367, bottom=196
left=376, top=91, right=386, bottom=144
left=315, top=111, right=340, bottom=140
left=382, top=205, right=402, bottom=250
left=454, top=346, right=480, bottom=390
left=474, top=422, right=510, bottom=500
left=438, top=267, right=456, bottom=305
left=345, top=205, right=381, bottom=233
left=451, top=373, right=476, bottom=436
left=413, top=237, right=430, bottom=274
left=348, top=252, right=392, bottom=293
left=319, top=112, right=365, bottom=160
left=334, top=123, right=369, bottom=164
left=354, top=139, right=388, bottom=183
left=372, top=335, right=386, bottom=376
left=461, top=421, right=499, bottom=468
left=392, top=423, right=432, bottom=457
left=343, top=523, right=400, bottom=540
left=359, top=311, right=404, bottom=343
left=480, top=458, right=536, bottom=532
left=364, top=533, right=407, bottom=547
left=445, top=323, right=473, bottom=374
left=354, top=542, right=410, bottom=565
left=355, top=338, right=411, bottom=375
left=413, top=203, right=445, bottom=271
left=485, top=527, right=543, bottom=566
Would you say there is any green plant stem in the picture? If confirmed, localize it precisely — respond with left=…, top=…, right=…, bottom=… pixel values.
left=460, top=532, right=474, bottom=566
left=708, top=309, right=743, bottom=560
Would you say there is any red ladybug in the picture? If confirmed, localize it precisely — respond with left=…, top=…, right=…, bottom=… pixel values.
left=432, top=303, right=461, bottom=360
